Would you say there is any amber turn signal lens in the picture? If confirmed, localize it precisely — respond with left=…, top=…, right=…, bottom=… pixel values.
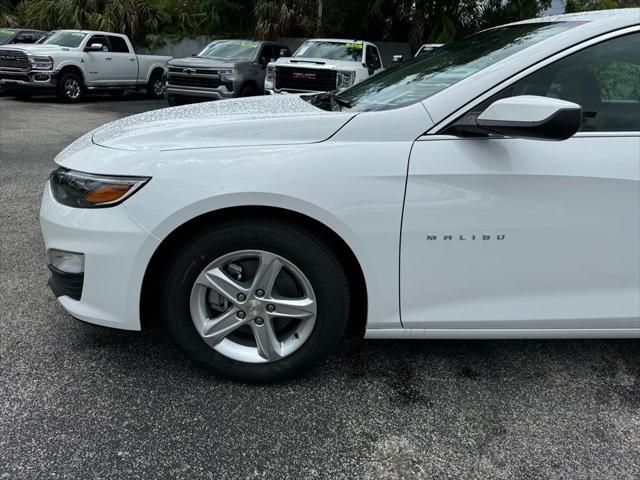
left=83, top=184, right=133, bottom=203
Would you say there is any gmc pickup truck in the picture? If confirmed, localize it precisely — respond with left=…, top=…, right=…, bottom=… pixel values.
left=264, top=38, right=384, bottom=94
left=0, top=30, right=171, bottom=102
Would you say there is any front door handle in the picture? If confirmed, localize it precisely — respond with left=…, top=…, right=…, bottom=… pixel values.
left=105, top=57, right=112, bottom=61
left=129, top=58, right=135, bottom=62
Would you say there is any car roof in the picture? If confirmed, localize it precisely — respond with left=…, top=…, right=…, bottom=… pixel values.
left=508, top=8, right=639, bottom=25
left=306, top=38, right=375, bottom=45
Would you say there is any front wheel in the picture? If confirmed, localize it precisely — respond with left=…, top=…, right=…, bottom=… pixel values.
left=159, top=218, right=351, bottom=382
left=57, top=72, right=84, bottom=103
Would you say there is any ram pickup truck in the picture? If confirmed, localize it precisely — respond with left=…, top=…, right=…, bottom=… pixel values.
left=166, top=39, right=291, bottom=106
left=0, top=30, right=171, bottom=102
left=264, top=38, right=383, bottom=94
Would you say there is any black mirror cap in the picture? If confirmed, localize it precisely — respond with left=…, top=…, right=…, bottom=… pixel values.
left=476, top=107, right=582, bottom=141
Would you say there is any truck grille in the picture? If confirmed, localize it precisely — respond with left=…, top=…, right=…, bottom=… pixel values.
left=0, top=49, right=30, bottom=69
left=167, top=72, right=234, bottom=91
left=275, top=67, right=337, bottom=92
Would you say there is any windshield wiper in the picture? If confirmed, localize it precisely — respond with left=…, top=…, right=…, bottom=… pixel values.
left=308, top=90, right=353, bottom=111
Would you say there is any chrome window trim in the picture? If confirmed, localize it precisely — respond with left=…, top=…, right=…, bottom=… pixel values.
left=426, top=25, right=640, bottom=136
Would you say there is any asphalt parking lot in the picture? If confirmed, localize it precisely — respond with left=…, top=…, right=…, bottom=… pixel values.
left=1, top=93, right=639, bottom=479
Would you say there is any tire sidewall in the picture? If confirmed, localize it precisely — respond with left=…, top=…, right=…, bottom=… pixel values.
left=161, top=220, right=350, bottom=382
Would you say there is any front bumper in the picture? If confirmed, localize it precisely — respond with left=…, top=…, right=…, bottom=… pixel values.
left=40, top=182, right=160, bottom=330
left=166, top=84, right=235, bottom=101
left=0, top=68, right=58, bottom=91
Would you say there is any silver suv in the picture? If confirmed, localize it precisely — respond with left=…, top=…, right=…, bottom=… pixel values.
left=166, top=39, right=291, bottom=106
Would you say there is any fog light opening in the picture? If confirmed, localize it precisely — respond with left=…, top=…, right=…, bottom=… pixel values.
left=47, top=249, right=85, bottom=274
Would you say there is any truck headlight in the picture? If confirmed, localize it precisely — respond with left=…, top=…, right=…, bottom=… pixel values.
left=49, top=168, right=150, bottom=208
left=28, top=55, right=54, bottom=70
left=336, top=71, right=356, bottom=89
left=266, top=65, right=275, bottom=83
left=218, top=67, right=237, bottom=81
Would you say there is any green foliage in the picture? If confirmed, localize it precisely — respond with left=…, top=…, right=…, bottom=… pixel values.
left=565, top=0, right=640, bottom=12
left=1, top=0, right=634, bottom=48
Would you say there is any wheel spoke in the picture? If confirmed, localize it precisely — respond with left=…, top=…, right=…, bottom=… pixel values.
left=251, top=319, right=283, bottom=361
left=196, top=267, right=248, bottom=305
left=199, top=307, right=244, bottom=347
left=269, top=297, right=316, bottom=320
left=252, top=252, right=283, bottom=297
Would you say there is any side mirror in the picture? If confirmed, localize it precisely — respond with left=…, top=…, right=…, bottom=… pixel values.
left=279, top=49, right=289, bottom=58
left=475, top=96, right=581, bottom=141
left=259, top=56, right=269, bottom=67
left=392, top=54, right=404, bottom=65
left=192, top=52, right=197, bottom=57
left=84, top=43, right=104, bottom=52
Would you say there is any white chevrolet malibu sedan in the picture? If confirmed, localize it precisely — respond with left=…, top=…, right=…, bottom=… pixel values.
left=41, top=10, right=639, bottom=382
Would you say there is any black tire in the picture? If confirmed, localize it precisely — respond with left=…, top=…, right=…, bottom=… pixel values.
left=108, top=89, right=125, bottom=98
left=240, top=83, right=258, bottom=97
left=147, top=73, right=164, bottom=99
left=57, top=72, right=84, bottom=103
left=159, top=217, right=350, bottom=383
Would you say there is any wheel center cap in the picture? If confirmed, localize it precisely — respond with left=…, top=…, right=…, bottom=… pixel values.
left=247, top=299, right=262, bottom=316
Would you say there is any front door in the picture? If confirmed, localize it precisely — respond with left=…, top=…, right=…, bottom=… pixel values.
left=400, top=31, right=640, bottom=332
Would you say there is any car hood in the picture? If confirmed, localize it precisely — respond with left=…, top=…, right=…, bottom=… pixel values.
left=91, top=94, right=355, bottom=151
left=275, top=57, right=361, bottom=70
left=1, top=44, right=74, bottom=54
left=168, top=57, right=237, bottom=69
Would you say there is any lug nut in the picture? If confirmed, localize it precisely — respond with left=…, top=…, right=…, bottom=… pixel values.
left=256, top=289, right=265, bottom=297
left=254, top=317, right=264, bottom=326
left=237, top=311, right=246, bottom=319
left=266, top=304, right=276, bottom=312
left=237, top=293, right=246, bottom=301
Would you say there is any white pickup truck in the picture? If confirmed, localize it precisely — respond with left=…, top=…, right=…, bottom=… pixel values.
left=0, top=30, right=171, bottom=102
left=264, top=38, right=383, bottom=94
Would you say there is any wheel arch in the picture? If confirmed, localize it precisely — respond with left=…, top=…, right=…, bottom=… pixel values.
left=57, top=64, right=86, bottom=84
left=140, top=205, right=368, bottom=335
left=146, top=65, right=166, bottom=84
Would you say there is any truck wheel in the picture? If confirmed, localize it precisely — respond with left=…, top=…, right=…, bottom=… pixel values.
left=57, top=72, right=84, bottom=103
left=159, top=217, right=351, bottom=382
left=108, top=89, right=126, bottom=98
left=240, top=84, right=258, bottom=97
left=147, top=73, right=164, bottom=99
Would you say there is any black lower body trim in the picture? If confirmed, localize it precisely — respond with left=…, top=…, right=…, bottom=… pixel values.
left=47, top=264, right=84, bottom=300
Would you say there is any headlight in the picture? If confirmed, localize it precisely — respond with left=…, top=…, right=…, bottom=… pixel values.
left=28, top=55, right=53, bottom=70
left=218, top=67, right=237, bottom=81
left=265, top=65, right=274, bottom=83
left=336, top=71, right=356, bottom=89
left=49, top=168, right=150, bottom=208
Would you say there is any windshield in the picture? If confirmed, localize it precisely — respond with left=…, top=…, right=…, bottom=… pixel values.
left=42, top=31, right=87, bottom=48
left=0, top=29, right=16, bottom=44
left=339, top=22, right=579, bottom=112
left=295, top=41, right=364, bottom=62
left=198, top=40, right=259, bottom=60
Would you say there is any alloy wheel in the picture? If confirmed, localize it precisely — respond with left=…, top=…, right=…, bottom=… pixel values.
left=189, top=250, right=317, bottom=363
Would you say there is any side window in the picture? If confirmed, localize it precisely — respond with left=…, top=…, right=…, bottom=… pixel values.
left=273, top=46, right=290, bottom=60
left=366, top=46, right=381, bottom=70
left=88, top=35, right=110, bottom=52
left=14, top=32, right=37, bottom=44
left=260, top=45, right=275, bottom=62
left=488, top=32, right=640, bottom=132
left=108, top=36, right=130, bottom=53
